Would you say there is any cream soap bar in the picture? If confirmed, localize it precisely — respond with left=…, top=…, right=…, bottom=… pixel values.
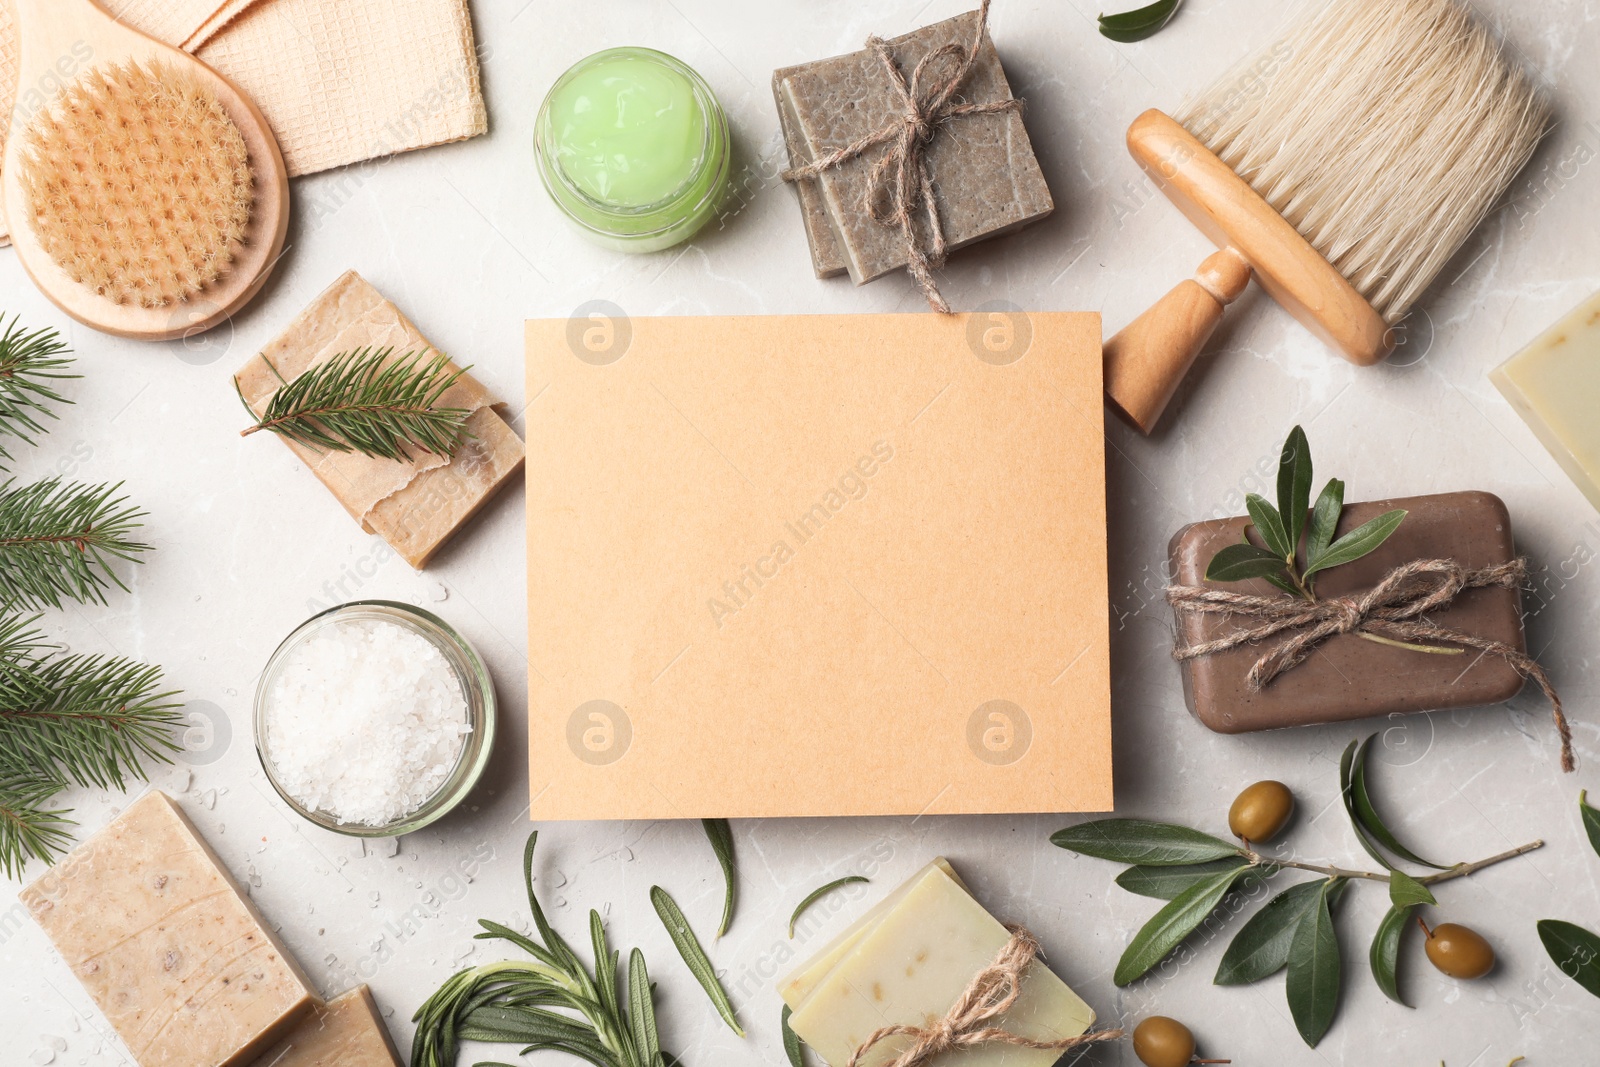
left=1492, top=290, right=1600, bottom=512
left=780, top=860, right=1094, bottom=1067
left=249, top=986, right=402, bottom=1067
left=20, top=791, right=315, bottom=1067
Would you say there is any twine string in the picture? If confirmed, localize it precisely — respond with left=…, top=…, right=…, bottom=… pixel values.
left=1167, top=558, right=1575, bottom=772
left=782, top=0, right=1021, bottom=313
left=844, top=925, right=1122, bottom=1067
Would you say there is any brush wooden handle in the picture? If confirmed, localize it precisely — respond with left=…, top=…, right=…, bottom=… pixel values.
left=1104, top=248, right=1251, bottom=435
left=1105, top=110, right=1393, bottom=434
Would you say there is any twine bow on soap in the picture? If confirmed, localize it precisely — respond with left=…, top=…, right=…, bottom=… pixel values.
left=844, top=925, right=1122, bottom=1067
left=1167, top=558, right=1576, bottom=772
left=782, top=0, right=1021, bottom=314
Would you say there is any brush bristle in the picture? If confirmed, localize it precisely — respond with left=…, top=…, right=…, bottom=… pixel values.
left=19, top=60, right=255, bottom=309
left=1177, top=0, right=1549, bottom=323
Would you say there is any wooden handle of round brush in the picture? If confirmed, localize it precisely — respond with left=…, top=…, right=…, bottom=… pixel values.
left=1104, top=248, right=1252, bottom=435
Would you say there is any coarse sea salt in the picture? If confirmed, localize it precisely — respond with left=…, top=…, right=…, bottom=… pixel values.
left=263, top=617, right=471, bottom=826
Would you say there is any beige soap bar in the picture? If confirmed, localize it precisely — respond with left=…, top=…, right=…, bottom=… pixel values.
left=1492, top=290, right=1600, bottom=513
left=781, top=860, right=1095, bottom=1067
left=236, top=271, right=525, bottom=569
left=20, top=791, right=315, bottom=1067
left=249, top=986, right=403, bottom=1067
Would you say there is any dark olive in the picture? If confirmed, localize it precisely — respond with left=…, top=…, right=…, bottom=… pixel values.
left=1228, top=780, right=1295, bottom=843
left=1132, top=1016, right=1194, bottom=1067
left=1422, top=921, right=1496, bottom=979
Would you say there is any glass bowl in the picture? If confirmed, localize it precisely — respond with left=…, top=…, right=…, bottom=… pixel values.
left=253, top=600, right=496, bottom=837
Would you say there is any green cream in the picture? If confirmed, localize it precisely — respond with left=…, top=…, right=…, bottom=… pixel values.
left=536, top=48, right=729, bottom=253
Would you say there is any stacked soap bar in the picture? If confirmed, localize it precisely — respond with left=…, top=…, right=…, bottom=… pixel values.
left=249, top=986, right=403, bottom=1067
left=20, top=792, right=317, bottom=1067
left=780, top=859, right=1095, bottom=1067
left=1492, top=289, right=1600, bottom=513
left=235, top=272, right=525, bottom=569
left=1169, top=492, right=1525, bottom=734
left=774, top=9, right=1053, bottom=283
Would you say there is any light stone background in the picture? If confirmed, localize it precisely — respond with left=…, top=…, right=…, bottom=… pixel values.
left=3, top=0, right=1599, bottom=1064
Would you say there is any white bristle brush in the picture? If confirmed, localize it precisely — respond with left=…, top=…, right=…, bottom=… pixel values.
left=1103, top=0, right=1551, bottom=434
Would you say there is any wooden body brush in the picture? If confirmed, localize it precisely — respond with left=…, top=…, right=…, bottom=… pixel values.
left=1103, top=0, right=1549, bottom=434
left=1, top=0, right=288, bottom=340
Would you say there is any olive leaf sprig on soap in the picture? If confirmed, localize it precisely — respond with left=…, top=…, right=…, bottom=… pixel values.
left=1205, top=426, right=1457, bottom=658
left=1537, top=792, right=1600, bottom=1000
left=239, top=347, right=473, bottom=462
left=1098, top=0, right=1182, bottom=42
left=1052, top=735, right=1543, bottom=1049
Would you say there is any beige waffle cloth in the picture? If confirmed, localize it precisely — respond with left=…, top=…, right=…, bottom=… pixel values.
left=0, top=0, right=487, bottom=243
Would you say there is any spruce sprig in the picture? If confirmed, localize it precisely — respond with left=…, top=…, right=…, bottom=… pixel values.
left=239, top=347, right=474, bottom=462
left=0, top=616, right=182, bottom=877
left=0, top=315, right=77, bottom=468
left=0, top=479, right=152, bottom=611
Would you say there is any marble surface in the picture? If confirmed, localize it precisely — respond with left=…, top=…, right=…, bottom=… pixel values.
left=3, top=0, right=1599, bottom=1064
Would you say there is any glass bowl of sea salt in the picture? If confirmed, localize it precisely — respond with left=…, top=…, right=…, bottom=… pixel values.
left=254, top=600, right=496, bottom=836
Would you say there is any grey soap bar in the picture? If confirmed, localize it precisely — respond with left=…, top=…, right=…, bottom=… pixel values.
left=772, top=64, right=849, bottom=279
left=1168, top=492, right=1526, bottom=735
left=777, top=10, right=1053, bottom=286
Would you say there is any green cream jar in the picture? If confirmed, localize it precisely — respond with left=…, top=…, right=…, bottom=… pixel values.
left=536, top=47, right=730, bottom=253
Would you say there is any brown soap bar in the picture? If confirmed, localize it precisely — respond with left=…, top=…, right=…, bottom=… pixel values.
left=21, top=791, right=316, bottom=1067
left=248, top=986, right=402, bottom=1067
left=772, top=63, right=848, bottom=280
left=777, top=10, right=1053, bottom=285
left=1169, top=491, right=1525, bottom=734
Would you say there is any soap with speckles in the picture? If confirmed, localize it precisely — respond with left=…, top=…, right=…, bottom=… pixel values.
left=780, top=859, right=1094, bottom=1067
left=1169, top=491, right=1526, bottom=734
left=775, top=10, right=1053, bottom=286
left=20, top=791, right=315, bottom=1067
left=247, top=986, right=402, bottom=1066
left=1493, top=290, right=1600, bottom=514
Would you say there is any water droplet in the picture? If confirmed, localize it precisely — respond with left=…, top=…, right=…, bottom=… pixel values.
left=201, top=789, right=216, bottom=810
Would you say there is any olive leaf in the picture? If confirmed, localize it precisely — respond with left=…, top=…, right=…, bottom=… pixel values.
left=1388, top=870, right=1437, bottom=909
left=1205, top=542, right=1290, bottom=583
left=1117, top=857, right=1251, bottom=901
left=650, top=886, right=745, bottom=1037
left=781, top=1005, right=806, bottom=1067
left=1304, top=509, right=1407, bottom=580
left=1370, top=904, right=1416, bottom=1006
left=1114, top=864, right=1247, bottom=986
left=1246, top=493, right=1292, bottom=560
left=1580, top=791, right=1600, bottom=859
left=1537, top=919, right=1600, bottom=999
left=1277, top=425, right=1314, bottom=553
left=1286, top=879, right=1343, bottom=1047
left=1052, top=819, right=1242, bottom=867
left=1344, top=735, right=1448, bottom=870
left=1097, top=0, right=1181, bottom=42
left=789, top=876, right=869, bottom=937
left=1215, top=879, right=1326, bottom=985
left=701, top=818, right=737, bottom=938
left=1307, top=478, right=1344, bottom=570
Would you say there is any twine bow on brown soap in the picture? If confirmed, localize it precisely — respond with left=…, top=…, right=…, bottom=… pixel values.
left=844, top=925, right=1122, bottom=1067
left=783, top=0, right=1021, bottom=314
left=1167, top=558, right=1576, bottom=772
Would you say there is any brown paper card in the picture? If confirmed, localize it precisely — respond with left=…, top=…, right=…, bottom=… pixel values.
left=525, top=311, right=1111, bottom=820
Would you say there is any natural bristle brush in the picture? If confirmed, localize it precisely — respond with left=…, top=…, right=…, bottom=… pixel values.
left=1102, top=0, right=1550, bottom=435
left=1, top=0, right=288, bottom=341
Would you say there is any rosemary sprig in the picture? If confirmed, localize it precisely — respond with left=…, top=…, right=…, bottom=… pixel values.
left=651, top=885, right=745, bottom=1037
left=0, top=479, right=152, bottom=611
left=412, top=832, right=679, bottom=1067
left=789, top=875, right=869, bottom=938
left=239, top=347, right=473, bottom=462
left=701, top=818, right=736, bottom=938
left=0, top=315, right=76, bottom=467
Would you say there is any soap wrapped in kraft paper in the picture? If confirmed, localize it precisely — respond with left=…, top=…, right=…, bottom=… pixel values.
left=780, top=859, right=1107, bottom=1067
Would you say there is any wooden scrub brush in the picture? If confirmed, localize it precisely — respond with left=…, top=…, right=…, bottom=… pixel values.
left=1102, top=0, right=1550, bottom=434
left=1, top=0, right=288, bottom=341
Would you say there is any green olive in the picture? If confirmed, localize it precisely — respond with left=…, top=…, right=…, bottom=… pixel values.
left=1423, top=921, right=1496, bottom=979
left=1132, top=1016, right=1194, bottom=1067
left=1228, top=780, right=1295, bottom=843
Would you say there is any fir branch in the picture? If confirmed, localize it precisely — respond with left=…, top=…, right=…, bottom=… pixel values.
left=0, top=479, right=152, bottom=610
left=239, top=347, right=474, bottom=462
left=0, top=771, right=75, bottom=880
left=0, top=315, right=77, bottom=468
